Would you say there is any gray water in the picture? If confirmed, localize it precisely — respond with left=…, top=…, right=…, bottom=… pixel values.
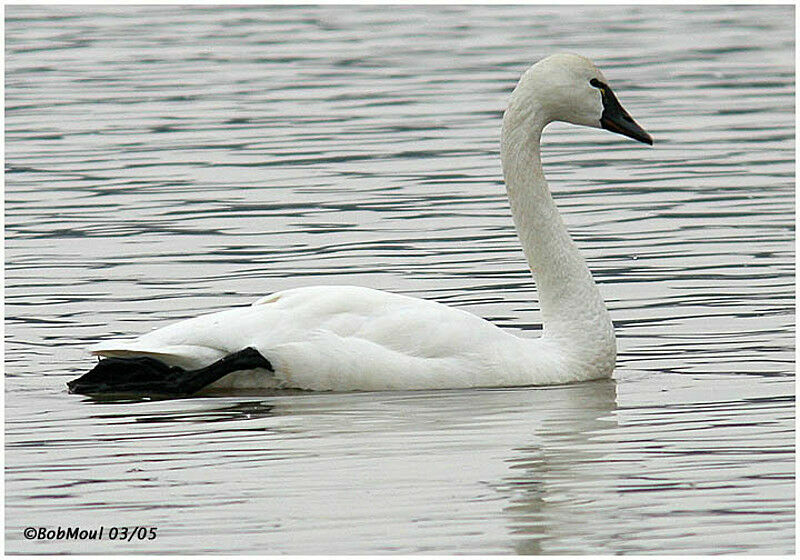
left=5, top=4, right=794, bottom=555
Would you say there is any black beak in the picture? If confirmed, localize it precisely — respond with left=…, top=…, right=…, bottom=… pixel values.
left=595, top=81, right=653, bottom=145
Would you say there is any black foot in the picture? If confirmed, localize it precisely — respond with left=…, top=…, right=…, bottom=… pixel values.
left=67, top=347, right=273, bottom=396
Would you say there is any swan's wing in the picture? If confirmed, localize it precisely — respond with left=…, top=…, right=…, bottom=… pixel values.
left=247, top=285, right=514, bottom=389
left=249, top=285, right=506, bottom=358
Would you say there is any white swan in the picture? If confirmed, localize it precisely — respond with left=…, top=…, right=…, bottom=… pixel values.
left=68, top=53, right=652, bottom=395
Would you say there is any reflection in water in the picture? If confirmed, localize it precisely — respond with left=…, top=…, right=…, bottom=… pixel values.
left=497, top=380, right=795, bottom=555
left=497, top=380, right=618, bottom=554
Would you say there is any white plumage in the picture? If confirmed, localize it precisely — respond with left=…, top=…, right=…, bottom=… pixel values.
left=84, top=53, right=652, bottom=393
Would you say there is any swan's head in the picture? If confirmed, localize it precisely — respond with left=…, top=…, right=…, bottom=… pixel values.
left=510, top=53, right=653, bottom=145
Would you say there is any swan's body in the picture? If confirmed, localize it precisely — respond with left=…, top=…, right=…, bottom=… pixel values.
left=69, top=54, right=652, bottom=395
left=91, top=285, right=596, bottom=391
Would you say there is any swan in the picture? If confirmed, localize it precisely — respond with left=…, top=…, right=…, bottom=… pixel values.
left=68, top=53, right=652, bottom=396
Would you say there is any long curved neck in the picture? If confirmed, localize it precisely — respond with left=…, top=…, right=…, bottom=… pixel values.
left=500, top=99, right=615, bottom=367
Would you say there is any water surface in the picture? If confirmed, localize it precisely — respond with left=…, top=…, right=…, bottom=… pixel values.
left=5, top=5, right=794, bottom=554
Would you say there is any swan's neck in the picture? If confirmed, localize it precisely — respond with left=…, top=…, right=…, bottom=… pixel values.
left=501, top=101, right=615, bottom=373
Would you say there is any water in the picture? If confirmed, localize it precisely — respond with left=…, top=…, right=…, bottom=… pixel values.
left=5, top=4, right=794, bottom=554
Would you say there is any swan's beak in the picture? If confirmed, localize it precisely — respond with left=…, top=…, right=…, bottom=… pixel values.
left=599, top=85, right=653, bottom=145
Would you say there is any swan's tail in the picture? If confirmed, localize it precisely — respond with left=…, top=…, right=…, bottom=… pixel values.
left=67, top=347, right=273, bottom=396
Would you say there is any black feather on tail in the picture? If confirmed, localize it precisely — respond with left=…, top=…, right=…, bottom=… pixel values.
left=67, top=347, right=273, bottom=396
